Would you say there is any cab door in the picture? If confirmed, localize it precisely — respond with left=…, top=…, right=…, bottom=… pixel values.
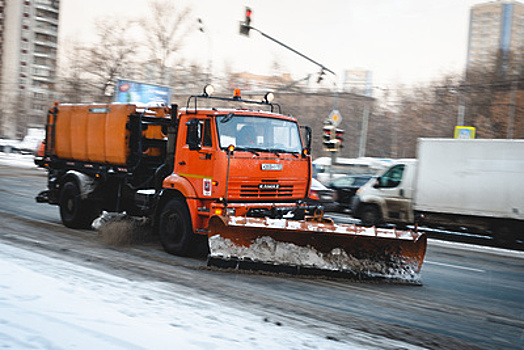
left=174, top=116, right=217, bottom=199
left=375, top=164, right=414, bottom=222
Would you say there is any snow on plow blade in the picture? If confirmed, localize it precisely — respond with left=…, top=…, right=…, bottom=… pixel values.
left=207, top=215, right=427, bottom=284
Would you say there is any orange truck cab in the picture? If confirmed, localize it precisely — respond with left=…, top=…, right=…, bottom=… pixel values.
left=158, top=104, right=313, bottom=254
left=36, top=86, right=315, bottom=256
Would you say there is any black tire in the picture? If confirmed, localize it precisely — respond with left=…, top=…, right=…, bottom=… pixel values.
left=158, top=198, right=196, bottom=256
left=360, top=205, right=381, bottom=227
left=493, top=222, right=517, bottom=247
left=59, top=181, right=97, bottom=229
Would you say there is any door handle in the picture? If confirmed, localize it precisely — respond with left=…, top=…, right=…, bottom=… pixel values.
left=199, top=153, right=212, bottom=160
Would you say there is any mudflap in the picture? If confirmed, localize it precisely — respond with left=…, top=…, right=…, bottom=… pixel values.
left=207, top=215, right=427, bottom=284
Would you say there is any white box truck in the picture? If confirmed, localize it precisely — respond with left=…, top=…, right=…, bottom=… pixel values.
left=352, top=138, right=524, bottom=244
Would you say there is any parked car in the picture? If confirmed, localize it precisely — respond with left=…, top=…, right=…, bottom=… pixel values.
left=309, top=178, right=337, bottom=211
left=327, top=174, right=373, bottom=212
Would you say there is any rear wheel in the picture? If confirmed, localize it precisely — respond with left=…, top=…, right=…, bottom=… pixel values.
left=159, top=198, right=196, bottom=256
left=493, top=222, right=517, bottom=247
left=59, top=181, right=98, bottom=229
left=361, top=205, right=381, bottom=227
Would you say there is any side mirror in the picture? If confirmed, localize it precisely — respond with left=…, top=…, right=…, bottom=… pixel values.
left=301, top=125, right=312, bottom=156
left=373, top=178, right=381, bottom=188
left=186, top=119, right=202, bottom=151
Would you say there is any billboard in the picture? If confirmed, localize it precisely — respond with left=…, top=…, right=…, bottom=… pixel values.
left=115, top=79, right=171, bottom=105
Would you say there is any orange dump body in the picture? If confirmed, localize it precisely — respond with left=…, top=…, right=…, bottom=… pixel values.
left=50, top=104, right=168, bottom=166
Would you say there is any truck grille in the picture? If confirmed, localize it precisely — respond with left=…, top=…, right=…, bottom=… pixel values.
left=227, top=179, right=299, bottom=199
left=239, top=184, right=294, bottom=198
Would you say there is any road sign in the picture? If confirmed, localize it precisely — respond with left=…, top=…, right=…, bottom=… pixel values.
left=328, top=110, right=342, bottom=126
left=454, top=126, right=476, bottom=139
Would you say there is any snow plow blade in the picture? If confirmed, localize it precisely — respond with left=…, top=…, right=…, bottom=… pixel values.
left=207, top=215, right=427, bottom=284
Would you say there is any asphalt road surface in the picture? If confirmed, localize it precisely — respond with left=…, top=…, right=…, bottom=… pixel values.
left=1, top=161, right=523, bottom=349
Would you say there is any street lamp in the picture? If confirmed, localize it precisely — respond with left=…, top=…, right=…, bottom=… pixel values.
left=197, top=18, right=213, bottom=83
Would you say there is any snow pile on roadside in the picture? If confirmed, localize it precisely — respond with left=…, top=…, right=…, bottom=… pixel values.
left=0, top=153, right=38, bottom=169
left=0, top=242, right=372, bottom=349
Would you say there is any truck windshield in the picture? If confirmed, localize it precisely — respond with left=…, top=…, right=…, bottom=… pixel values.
left=216, top=115, right=302, bottom=153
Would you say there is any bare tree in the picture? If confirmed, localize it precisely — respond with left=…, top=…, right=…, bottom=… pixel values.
left=140, top=0, right=194, bottom=85
left=82, top=19, right=139, bottom=101
left=58, top=40, right=89, bottom=103
left=58, top=19, right=139, bottom=103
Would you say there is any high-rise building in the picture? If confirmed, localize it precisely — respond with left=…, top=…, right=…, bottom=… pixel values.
left=467, top=0, right=524, bottom=71
left=0, top=0, right=59, bottom=138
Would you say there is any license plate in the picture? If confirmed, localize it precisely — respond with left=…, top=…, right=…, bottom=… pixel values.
left=261, top=164, right=282, bottom=171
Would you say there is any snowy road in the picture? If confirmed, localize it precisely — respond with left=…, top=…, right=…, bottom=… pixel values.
left=1, top=242, right=370, bottom=350
left=1, top=154, right=524, bottom=349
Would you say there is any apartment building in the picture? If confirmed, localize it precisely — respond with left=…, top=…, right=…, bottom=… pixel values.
left=467, top=0, right=524, bottom=70
left=0, top=0, right=59, bottom=138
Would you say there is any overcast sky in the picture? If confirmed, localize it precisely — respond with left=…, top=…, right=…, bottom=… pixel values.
left=59, top=0, right=485, bottom=89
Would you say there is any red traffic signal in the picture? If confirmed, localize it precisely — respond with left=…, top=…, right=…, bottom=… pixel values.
left=239, top=7, right=252, bottom=36
left=335, top=128, right=344, bottom=143
left=322, top=125, right=335, bottom=141
left=322, top=124, right=338, bottom=151
left=245, top=8, right=252, bottom=25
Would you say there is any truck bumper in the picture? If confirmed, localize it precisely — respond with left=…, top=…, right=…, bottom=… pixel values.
left=210, top=202, right=323, bottom=220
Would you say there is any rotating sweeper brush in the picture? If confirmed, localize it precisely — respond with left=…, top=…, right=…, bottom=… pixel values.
left=207, top=215, right=427, bottom=284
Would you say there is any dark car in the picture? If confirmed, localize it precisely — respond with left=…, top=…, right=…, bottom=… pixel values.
left=327, top=175, right=373, bottom=212
left=309, top=178, right=337, bottom=211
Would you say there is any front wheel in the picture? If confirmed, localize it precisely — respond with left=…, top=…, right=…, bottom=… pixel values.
left=360, top=205, right=382, bottom=227
left=59, top=181, right=98, bottom=229
left=158, top=198, right=196, bottom=256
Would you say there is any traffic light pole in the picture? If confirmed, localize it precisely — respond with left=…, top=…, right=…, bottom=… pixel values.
left=330, top=148, right=337, bottom=183
left=239, top=7, right=335, bottom=75
left=248, top=27, right=336, bottom=76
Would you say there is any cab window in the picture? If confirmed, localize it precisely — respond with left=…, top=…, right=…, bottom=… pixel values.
left=185, top=119, right=213, bottom=148
left=202, top=119, right=212, bottom=147
left=378, top=164, right=405, bottom=188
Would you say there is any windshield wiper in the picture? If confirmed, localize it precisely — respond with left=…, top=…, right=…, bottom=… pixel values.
left=220, top=113, right=235, bottom=123
left=252, top=147, right=282, bottom=157
left=232, top=147, right=299, bottom=158
left=269, top=148, right=299, bottom=158
left=235, top=147, right=260, bottom=156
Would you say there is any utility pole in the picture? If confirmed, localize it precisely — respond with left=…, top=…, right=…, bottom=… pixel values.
left=457, top=95, right=465, bottom=126
left=358, top=105, right=370, bottom=158
left=450, top=89, right=466, bottom=126
left=507, top=80, right=517, bottom=139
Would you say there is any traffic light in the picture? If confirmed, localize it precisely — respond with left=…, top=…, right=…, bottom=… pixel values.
left=239, top=7, right=252, bottom=36
left=335, top=128, right=344, bottom=148
left=322, top=124, right=338, bottom=151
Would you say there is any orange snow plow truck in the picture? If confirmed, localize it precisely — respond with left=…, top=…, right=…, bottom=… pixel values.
left=35, top=86, right=426, bottom=282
